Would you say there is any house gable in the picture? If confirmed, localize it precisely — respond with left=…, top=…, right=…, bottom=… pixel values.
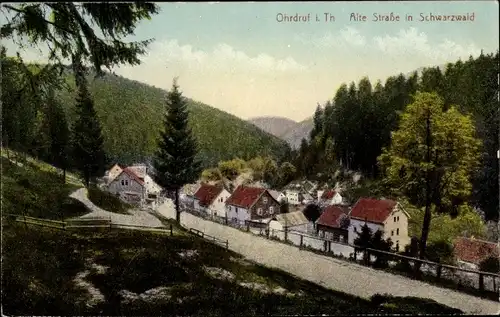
left=349, top=198, right=397, bottom=225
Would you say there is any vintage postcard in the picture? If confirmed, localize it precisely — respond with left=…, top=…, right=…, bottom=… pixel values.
left=1, top=1, right=499, bottom=315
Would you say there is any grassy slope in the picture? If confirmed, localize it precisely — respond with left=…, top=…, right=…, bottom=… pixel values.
left=2, top=223, right=462, bottom=316
left=57, top=72, right=290, bottom=167
left=1, top=151, right=88, bottom=220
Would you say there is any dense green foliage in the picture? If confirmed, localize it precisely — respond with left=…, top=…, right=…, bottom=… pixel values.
left=379, top=91, right=481, bottom=256
left=55, top=71, right=291, bottom=168
left=404, top=200, right=485, bottom=245
left=87, top=186, right=131, bottom=215
left=201, top=156, right=296, bottom=189
left=1, top=3, right=159, bottom=73
left=295, top=52, right=499, bottom=221
left=70, top=55, right=108, bottom=187
left=2, top=222, right=462, bottom=315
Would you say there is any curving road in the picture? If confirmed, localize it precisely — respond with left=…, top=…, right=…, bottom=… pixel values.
left=69, top=188, right=164, bottom=228
left=157, top=201, right=499, bottom=315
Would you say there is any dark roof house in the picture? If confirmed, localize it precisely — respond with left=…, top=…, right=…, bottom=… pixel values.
left=317, top=205, right=350, bottom=228
left=226, top=185, right=266, bottom=209
left=453, top=237, right=499, bottom=266
left=193, top=184, right=224, bottom=207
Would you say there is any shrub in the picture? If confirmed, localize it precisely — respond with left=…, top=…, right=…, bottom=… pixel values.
left=88, top=186, right=131, bottom=214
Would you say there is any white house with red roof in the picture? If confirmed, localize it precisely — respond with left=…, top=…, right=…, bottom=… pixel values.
left=193, top=183, right=231, bottom=217
left=225, top=185, right=281, bottom=224
left=347, top=198, right=410, bottom=251
left=319, top=189, right=343, bottom=206
left=108, top=167, right=147, bottom=204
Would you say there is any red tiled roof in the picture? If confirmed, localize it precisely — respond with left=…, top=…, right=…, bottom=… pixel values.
left=321, top=190, right=337, bottom=200
left=350, top=198, right=397, bottom=224
left=194, top=183, right=224, bottom=207
left=316, top=205, right=349, bottom=228
left=122, top=167, right=145, bottom=186
left=453, top=237, right=499, bottom=265
left=226, top=185, right=266, bottom=209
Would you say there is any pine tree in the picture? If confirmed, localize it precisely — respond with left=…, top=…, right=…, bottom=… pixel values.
left=154, top=79, right=201, bottom=223
left=47, top=90, right=70, bottom=182
left=70, top=54, right=107, bottom=187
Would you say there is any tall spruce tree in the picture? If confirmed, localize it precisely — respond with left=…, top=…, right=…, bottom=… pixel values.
left=71, top=54, right=107, bottom=187
left=46, top=89, right=70, bottom=182
left=154, top=79, right=201, bottom=223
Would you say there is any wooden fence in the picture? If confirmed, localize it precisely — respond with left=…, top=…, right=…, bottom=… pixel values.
left=8, top=214, right=174, bottom=236
left=188, top=227, right=229, bottom=250
left=180, top=207, right=500, bottom=301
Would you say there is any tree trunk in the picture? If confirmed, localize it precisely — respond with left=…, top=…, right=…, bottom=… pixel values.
left=175, top=188, right=180, bottom=223
left=62, top=168, right=66, bottom=184
left=417, top=108, right=433, bottom=276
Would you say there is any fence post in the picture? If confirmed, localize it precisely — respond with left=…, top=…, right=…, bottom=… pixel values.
left=225, top=240, right=229, bottom=250
left=246, top=223, right=250, bottom=232
left=436, top=264, right=442, bottom=280
left=300, top=234, right=303, bottom=248
left=170, top=224, right=173, bottom=236
left=328, top=241, right=331, bottom=253
left=479, top=273, right=484, bottom=291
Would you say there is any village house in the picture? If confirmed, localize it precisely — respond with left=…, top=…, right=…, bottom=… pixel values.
left=193, top=183, right=231, bottom=217
left=103, top=163, right=123, bottom=184
left=268, top=189, right=287, bottom=204
left=347, top=198, right=410, bottom=251
left=316, top=205, right=350, bottom=243
left=180, top=183, right=201, bottom=208
left=453, top=236, right=499, bottom=271
left=283, top=180, right=317, bottom=205
left=106, top=163, right=163, bottom=206
left=269, top=210, right=312, bottom=233
left=225, top=185, right=280, bottom=227
left=318, top=189, right=343, bottom=206
left=107, top=167, right=147, bottom=205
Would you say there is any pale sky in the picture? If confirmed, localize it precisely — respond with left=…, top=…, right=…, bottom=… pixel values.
left=2, top=1, right=499, bottom=121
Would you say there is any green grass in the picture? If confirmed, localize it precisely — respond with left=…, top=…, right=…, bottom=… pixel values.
left=2, top=221, right=463, bottom=316
left=1, top=156, right=88, bottom=220
left=56, top=71, right=290, bottom=167
left=87, top=186, right=131, bottom=214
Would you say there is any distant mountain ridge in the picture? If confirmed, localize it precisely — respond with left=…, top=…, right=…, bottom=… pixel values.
left=248, top=117, right=298, bottom=138
left=54, top=71, right=290, bottom=168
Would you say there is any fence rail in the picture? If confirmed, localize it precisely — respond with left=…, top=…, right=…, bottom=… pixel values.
left=180, top=206, right=500, bottom=300
left=188, top=228, right=229, bottom=250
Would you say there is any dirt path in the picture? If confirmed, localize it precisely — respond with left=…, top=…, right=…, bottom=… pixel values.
left=157, top=201, right=498, bottom=315
left=69, top=188, right=164, bottom=228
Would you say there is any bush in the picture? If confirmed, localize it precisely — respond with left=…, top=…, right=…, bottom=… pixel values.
left=479, top=256, right=500, bottom=273
left=425, top=240, right=454, bottom=264
left=88, top=186, right=131, bottom=214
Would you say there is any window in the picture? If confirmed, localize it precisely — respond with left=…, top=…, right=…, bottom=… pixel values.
left=391, top=230, right=394, bottom=236
left=263, top=197, right=268, bottom=204
left=354, top=227, right=357, bottom=232
left=397, top=216, right=399, bottom=221
left=394, top=216, right=397, bottom=222
left=257, top=208, right=263, bottom=215
left=121, top=180, right=125, bottom=186
left=125, top=180, right=129, bottom=186
left=269, top=206, right=274, bottom=214
left=396, top=228, right=399, bottom=235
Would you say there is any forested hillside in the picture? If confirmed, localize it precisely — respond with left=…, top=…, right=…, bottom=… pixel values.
left=2, top=58, right=291, bottom=169
left=294, top=52, right=499, bottom=221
